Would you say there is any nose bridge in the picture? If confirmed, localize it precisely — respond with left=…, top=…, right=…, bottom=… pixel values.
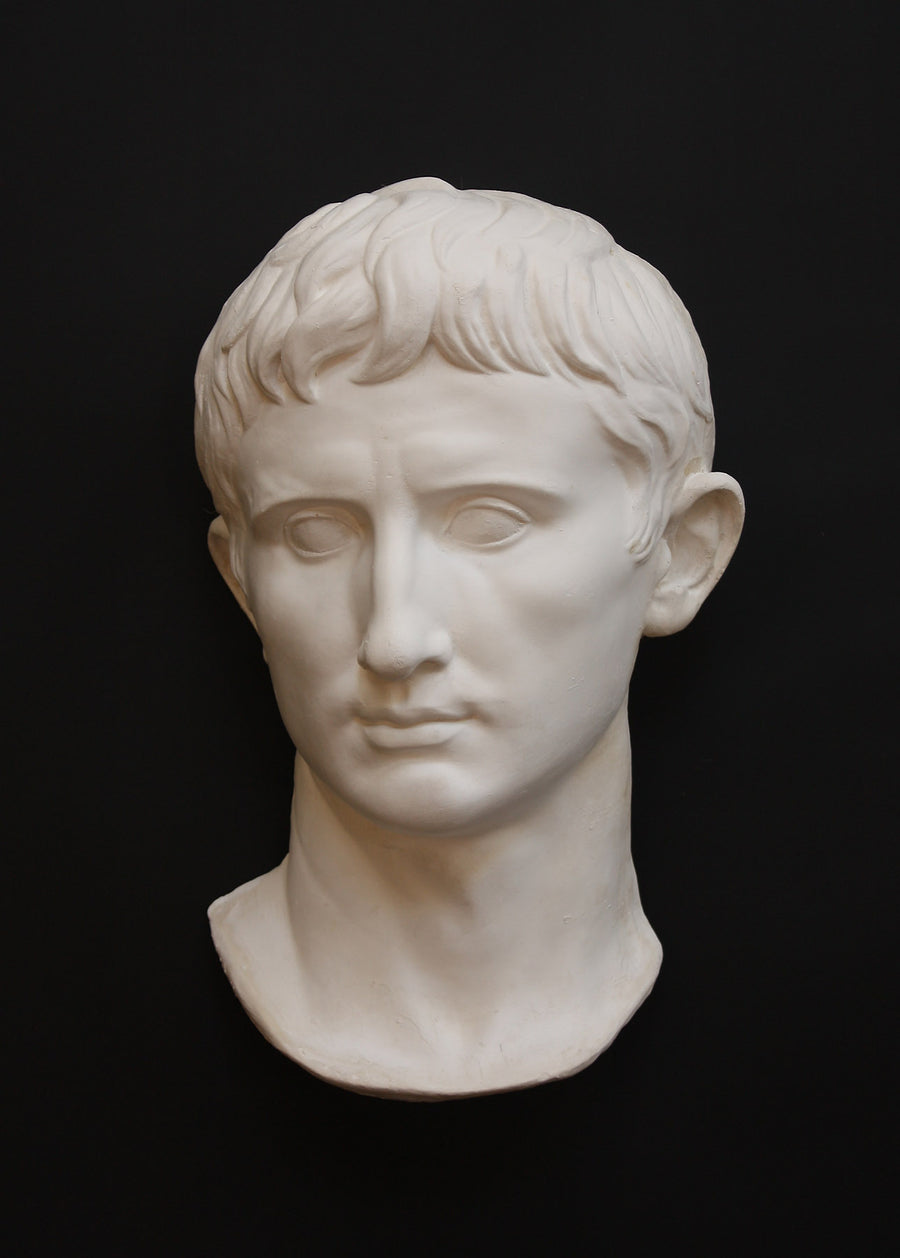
left=358, top=513, right=450, bottom=677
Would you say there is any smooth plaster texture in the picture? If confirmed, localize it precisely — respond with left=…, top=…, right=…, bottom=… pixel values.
left=195, top=178, right=744, bottom=1098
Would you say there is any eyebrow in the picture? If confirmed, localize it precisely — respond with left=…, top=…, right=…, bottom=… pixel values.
left=416, top=478, right=573, bottom=509
left=247, top=478, right=573, bottom=531
left=249, top=495, right=366, bottom=533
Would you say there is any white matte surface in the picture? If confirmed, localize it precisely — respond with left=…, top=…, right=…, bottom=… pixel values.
left=195, top=178, right=744, bottom=1098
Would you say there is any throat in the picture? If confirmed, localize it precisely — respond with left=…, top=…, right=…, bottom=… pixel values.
left=208, top=705, right=662, bottom=1096
left=285, top=706, right=644, bottom=1018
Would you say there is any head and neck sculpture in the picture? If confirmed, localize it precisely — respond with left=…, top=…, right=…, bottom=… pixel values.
left=195, top=177, right=744, bottom=1099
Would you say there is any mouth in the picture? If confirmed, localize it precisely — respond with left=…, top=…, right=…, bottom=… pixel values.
left=356, top=707, right=469, bottom=728
left=355, top=707, right=472, bottom=750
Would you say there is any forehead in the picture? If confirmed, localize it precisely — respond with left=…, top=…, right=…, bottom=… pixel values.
left=234, top=356, right=626, bottom=514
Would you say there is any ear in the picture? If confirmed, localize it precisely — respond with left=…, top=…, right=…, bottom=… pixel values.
left=643, top=472, right=744, bottom=637
left=207, top=515, right=259, bottom=633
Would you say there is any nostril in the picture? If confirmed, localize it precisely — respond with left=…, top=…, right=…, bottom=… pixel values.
left=358, top=641, right=414, bottom=681
left=424, top=626, right=453, bottom=667
left=359, top=636, right=412, bottom=674
left=357, top=624, right=452, bottom=678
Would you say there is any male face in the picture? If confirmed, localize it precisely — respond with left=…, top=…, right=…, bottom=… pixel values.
left=227, top=354, right=660, bottom=836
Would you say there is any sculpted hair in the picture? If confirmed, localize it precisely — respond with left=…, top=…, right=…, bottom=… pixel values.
left=195, top=177, right=715, bottom=558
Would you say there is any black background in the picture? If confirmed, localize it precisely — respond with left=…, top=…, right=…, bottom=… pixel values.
left=7, top=1, right=895, bottom=1253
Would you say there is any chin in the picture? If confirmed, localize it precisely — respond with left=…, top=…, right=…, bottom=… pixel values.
left=334, top=762, right=520, bottom=837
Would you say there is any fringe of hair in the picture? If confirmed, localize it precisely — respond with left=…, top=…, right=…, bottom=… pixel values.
left=195, top=178, right=714, bottom=559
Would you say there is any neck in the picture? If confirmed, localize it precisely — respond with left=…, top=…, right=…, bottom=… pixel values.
left=277, top=702, right=660, bottom=1095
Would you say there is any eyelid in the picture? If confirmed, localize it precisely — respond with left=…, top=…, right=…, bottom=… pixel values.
left=444, top=497, right=532, bottom=547
left=283, top=506, right=361, bottom=557
left=452, top=495, right=531, bottom=518
left=252, top=498, right=360, bottom=534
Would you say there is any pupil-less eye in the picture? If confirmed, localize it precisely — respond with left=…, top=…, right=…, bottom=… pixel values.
left=285, top=512, right=356, bottom=556
left=447, top=504, right=528, bottom=546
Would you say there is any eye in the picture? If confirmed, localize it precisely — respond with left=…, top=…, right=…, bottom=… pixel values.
left=284, top=511, right=358, bottom=557
left=445, top=501, right=530, bottom=548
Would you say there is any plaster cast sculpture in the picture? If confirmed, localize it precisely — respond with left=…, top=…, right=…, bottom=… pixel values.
left=195, top=177, right=744, bottom=1099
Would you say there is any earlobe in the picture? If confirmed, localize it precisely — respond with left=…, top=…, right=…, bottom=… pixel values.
left=643, top=472, right=745, bottom=638
left=207, top=515, right=259, bottom=632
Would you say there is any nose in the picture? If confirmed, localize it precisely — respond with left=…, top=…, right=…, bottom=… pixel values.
left=357, top=531, right=453, bottom=681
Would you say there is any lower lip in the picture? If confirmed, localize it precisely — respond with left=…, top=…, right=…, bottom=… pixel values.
left=360, top=721, right=467, bottom=750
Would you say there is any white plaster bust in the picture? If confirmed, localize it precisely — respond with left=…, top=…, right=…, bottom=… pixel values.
left=194, top=177, right=744, bottom=1099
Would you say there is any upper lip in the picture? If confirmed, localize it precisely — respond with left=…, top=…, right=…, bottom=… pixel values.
left=355, top=707, right=471, bottom=728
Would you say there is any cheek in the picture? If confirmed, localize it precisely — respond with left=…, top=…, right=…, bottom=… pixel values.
left=246, top=556, right=359, bottom=689
left=464, top=544, right=642, bottom=652
left=483, top=553, right=648, bottom=723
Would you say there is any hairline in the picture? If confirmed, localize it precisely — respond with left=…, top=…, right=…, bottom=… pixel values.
left=194, top=181, right=715, bottom=558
